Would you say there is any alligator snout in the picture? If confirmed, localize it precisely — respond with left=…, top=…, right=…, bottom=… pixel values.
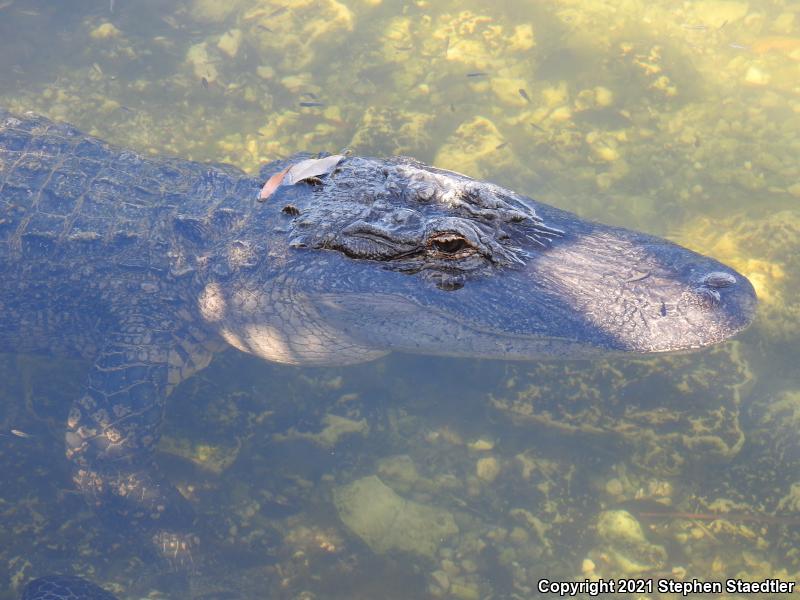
left=691, top=271, right=739, bottom=306
left=690, top=269, right=754, bottom=314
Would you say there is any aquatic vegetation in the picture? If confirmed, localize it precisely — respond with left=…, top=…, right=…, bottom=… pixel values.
left=158, top=436, right=241, bottom=475
left=274, top=413, right=369, bottom=448
left=491, top=342, right=755, bottom=476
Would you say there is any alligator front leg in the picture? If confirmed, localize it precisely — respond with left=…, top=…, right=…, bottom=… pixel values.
left=64, top=314, right=206, bottom=569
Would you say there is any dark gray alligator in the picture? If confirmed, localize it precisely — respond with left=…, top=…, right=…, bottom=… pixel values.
left=1, top=109, right=756, bottom=599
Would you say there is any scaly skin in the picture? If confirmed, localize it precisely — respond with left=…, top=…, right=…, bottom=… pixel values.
left=1, top=109, right=757, bottom=594
left=21, top=576, right=117, bottom=600
left=0, top=109, right=250, bottom=566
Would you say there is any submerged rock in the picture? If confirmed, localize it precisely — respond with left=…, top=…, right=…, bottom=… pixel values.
left=434, top=116, right=519, bottom=180
left=593, top=510, right=667, bottom=575
left=333, top=475, right=458, bottom=558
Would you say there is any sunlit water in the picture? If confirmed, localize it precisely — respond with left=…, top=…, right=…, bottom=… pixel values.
left=1, top=0, right=798, bottom=598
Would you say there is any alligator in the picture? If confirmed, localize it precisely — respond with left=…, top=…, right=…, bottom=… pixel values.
left=1, top=109, right=756, bottom=599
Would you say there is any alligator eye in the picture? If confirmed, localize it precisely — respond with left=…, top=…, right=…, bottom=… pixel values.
left=428, top=233, right=470, bottom=256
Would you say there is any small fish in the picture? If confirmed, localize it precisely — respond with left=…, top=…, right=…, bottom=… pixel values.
left=680, top=23, right=707, bottom=31
left=394, top=45, right=413, bottom=51
left=268, top=6, right=288, bottom=17
left=495, top=142, right=508, bottom=150
left=728, top=43, right=748, bottom=50
left=256, top=24, right=273, bottom=33
left=718, top=19, right=728, bottom=30
left=201, top=77, right=209, bottom=89
left=11, top=429, right=33, bottom=439
left=530, top=122, right=545, bottom=132
left=299, top=101, right=325, bottom=107
left=466, top=71, right=489, bottom=78
left=518, top=88, right=530, bottom=102
left=161, top=14, right=181, bottom=29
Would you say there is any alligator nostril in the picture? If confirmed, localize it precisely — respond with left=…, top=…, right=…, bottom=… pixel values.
left=701, top=271, right=736, bottom=289
left=694, top=287, right=722, bottom=309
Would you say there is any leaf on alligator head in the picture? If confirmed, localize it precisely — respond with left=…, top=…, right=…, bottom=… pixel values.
left=258, top=165, right=290, bottom=201
left=259, top=155, right=345, bottom=202
left=283, top=154, right=345, bottom=185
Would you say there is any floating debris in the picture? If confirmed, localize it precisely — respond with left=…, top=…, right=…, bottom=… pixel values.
left=518, top=88, right=531, bottom=102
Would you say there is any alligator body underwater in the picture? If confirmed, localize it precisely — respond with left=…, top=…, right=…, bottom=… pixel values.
left=1, top=109, right=756, bottom=599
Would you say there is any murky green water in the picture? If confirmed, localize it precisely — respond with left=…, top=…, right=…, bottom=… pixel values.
left=1, top=0, right=799, bottom=598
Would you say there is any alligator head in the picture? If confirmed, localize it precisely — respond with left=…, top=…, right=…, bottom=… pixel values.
left=200, top=156, right=757, bottom=365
